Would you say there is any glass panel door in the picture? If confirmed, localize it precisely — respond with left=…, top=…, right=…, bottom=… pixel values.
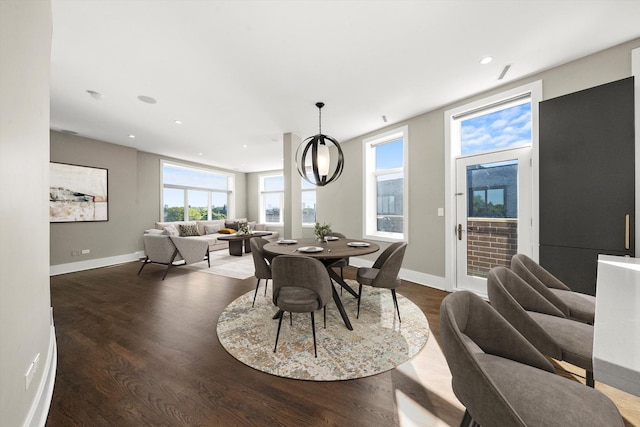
left=455, top=147, right=531, bottom=294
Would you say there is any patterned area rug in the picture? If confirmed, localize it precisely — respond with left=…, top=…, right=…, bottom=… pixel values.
left=217, top=281, right=430, bottom=381
left=184, top=250, right=255, bottom=279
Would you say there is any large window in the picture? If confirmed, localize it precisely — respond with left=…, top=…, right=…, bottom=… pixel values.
left=363, top=126, right=408, bottom=241
left=260, top=174, right=284, bottom=224
left=301, top=178, right=316, bottom=225
left=161, top=161, right=233, bottom=222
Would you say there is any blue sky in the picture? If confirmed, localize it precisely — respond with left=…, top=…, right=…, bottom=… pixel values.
left=461, top=103, right=531, bottom=155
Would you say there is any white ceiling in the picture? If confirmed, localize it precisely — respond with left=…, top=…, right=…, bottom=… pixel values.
left=50, top=0, right=640, bottom=173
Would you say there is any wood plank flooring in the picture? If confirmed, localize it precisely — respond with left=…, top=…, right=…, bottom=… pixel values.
left=47, top=261, right=639, bottom=426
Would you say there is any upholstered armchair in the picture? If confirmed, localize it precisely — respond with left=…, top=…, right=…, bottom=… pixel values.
left=138, top=234, right=209, bottom=280
left=511, top=253, right=595, bottom=324
left=439, top=290, right=623, bottom=427
left=487, top=266, right=595, bottom=387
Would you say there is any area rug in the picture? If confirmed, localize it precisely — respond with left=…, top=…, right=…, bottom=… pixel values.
left=184, top=250, right=255, bottom=279
left=217, top=281, right=429, bottom=381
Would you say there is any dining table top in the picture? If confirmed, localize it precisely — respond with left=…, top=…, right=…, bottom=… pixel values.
left=263, top=237, right=380, bottom=259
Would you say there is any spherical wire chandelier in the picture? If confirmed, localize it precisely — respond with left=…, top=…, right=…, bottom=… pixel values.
left=296, top=102, right=344, bottom=187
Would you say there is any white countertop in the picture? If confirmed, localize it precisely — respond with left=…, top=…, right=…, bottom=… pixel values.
left=593, top=255, right=640, bottom=396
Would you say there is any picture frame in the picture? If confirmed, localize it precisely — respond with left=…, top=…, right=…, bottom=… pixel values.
left=49, top=162, right=108, bottom=222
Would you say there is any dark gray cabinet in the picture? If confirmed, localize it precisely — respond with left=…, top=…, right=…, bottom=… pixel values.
left=539, top=77, right=635, bottom=295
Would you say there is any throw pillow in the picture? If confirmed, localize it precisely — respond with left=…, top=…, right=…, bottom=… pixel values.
left=204, top=224, right=222, bottom=235
left=225, top=221, right=239, bottom=231
left=145, top=229, right=164, bottom=235
left=218, top=228, right=237, bottom=234
left=163, top=224, right=179, bottom=237
left=179, top=223, right=200, bottom=237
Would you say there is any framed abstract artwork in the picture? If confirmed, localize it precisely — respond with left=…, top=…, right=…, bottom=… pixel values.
left=49, top=162, right=108, bottom=222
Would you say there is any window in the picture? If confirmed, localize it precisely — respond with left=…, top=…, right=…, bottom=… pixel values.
left=363, top=126, right=408, bottom=241
left=459, top=96, right=532, bottom=155
left=161, top=161, right=233, bottom=222
left=301, top=178, right=316, bottom=225
left=467, top=161, right=517, bottom=218
left=260, top=174, right=284, bottom=224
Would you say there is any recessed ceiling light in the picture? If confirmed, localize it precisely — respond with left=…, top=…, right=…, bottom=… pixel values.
left=174, top=120, right=182, bottom=125
left=197, top=152, right=203, bottom=156
left=242, top=144, right=248, bottom=148
left=480, top=56, right=493, bottom=65
left=137, top=95, right=157, bottom=104
left=128, top=134, right=136, bottom=139
left=86, top=90, right=102, bottom=100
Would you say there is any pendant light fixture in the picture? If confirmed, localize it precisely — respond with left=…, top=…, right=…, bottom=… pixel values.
left=296, top=102, right=344, bottom=186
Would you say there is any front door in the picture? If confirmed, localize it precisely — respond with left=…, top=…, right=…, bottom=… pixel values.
left=455, top=147, right=532, bottom=294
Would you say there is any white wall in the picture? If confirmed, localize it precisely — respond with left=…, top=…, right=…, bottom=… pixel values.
left=0, top=1, right=56, bottom=426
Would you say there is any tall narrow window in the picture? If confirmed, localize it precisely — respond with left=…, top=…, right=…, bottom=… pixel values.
left=161, top=161, right=233, bottom=222
left=301, top=178, right=316, bottom=225
left=260, top=174, right=284, bottom=225
left=363, top=126, right=408, bottom=241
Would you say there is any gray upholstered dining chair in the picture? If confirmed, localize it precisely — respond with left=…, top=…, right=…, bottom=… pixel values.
left=511, top=253, right=595, bottom=324
left=355, top=242, right=407, bottom=321
left=249, top=237, right=273, bottom=307
left=271, top=255, right=333, bottom=358
left=439, top=290, right=623, bottom=427
left=138, top=234, right=209, bottom=280
left=487, top=266, right=596, bottom=387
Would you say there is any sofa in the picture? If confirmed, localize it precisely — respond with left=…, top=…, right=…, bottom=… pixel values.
left=150, top=218, right=280, bottom=252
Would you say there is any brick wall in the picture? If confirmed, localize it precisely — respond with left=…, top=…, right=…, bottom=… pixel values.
left=466, top=219, right=518, bottom=278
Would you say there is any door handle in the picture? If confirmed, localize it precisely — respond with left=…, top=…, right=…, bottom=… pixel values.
left=625, top=214, right=630, bottom=250
left=457, top=224, right=464, bottom=241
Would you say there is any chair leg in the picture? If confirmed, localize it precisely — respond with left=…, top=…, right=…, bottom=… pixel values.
left=586, top=370, right=594, bottom=388
left=252, top=279, right=261, bottom=307
left=340, top=267, right=343, bottom=295
left=137, top=257, right=149, bottom=275
left=323, top=306, right=327, bottom=328
left=311, top=311, right=317, bottom=358
left=274, top=310, right=284, bottom=353
left=289, top=312, right=293, bottom=326
left=460, top=409, right=474, bottom=427
left=264, top=279, right=268, bottom=296
left=161, top=264, right=171, bottom=280
left=356, top=283, right=363, bottom=319
left=205, top=249, right=210, bottom=267
left=391, top=289, right=401, bottom=322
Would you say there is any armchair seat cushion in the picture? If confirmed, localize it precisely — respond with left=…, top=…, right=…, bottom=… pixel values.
left=528, top=311, right=593, bottom=370
left=475, top=353, right=623, bottom=427
left=356, top=267, right=401, bottom=288
left=549, top=288, right=596, bottom=324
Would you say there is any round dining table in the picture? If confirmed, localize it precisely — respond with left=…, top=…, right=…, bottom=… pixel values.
left=263, top=237, right=380, bottom=330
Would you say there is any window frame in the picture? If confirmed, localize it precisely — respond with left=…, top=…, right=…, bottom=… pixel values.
left=362, top=125, right=409, bottom=242
left=259, top=172, right=284, bottom=226
left=160, top=160, right=234, bottom=222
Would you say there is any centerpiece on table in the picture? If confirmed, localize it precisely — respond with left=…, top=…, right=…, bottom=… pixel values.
left=238, top=224, right=251, bottom=235
left=314, top=222, right=332, bottom=242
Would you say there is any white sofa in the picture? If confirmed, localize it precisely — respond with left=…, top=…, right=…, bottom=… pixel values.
left=151, top=218, right=279, bottom=252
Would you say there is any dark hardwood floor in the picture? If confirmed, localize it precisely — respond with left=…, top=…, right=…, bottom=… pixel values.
left=47, top=262, right=463, bottom=427
left=47, top=261, right=639, bottom=426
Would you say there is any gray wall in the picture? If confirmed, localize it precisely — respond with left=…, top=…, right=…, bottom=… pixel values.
left=0, top=2, right=53, bottom=426
left=248, top=38, right=640, bottom=282
left=50, top=133, right=248, bottom=267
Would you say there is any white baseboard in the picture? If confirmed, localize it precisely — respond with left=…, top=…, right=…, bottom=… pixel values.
left=349, top=258, right=447, bottom=291
left=50, top=251, right=145, bottom=276
left=23, top=323, right=57, bottom=427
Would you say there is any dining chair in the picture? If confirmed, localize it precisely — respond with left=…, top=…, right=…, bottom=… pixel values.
left=249, top=237, right=272, bottom=307
left=487, top=266, right=596, bottom=387
left=511, top=253, right=595, bottom=324
left=271, top=255, right=333, bottom=357
left=355, top=242, right=407, bottom=321
left=440, top=290, right=623, bottom=427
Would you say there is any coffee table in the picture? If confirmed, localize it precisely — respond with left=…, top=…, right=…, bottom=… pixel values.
left=217, top=231, right=273, bottom=256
